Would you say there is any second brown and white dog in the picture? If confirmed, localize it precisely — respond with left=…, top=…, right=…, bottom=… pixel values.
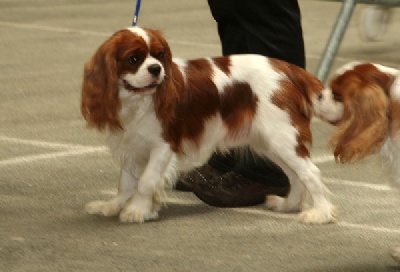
left=316, top=61, right=400, bottom=188
left=316, top=62, right=400, bottom=264
left=81, top=27, right=337, bottom=224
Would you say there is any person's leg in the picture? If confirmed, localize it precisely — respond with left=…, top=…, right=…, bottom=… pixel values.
left=217, top=0, right=305, bottom=67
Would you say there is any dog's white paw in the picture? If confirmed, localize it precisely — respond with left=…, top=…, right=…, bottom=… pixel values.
left=298, top=205, right=338, bottom=224
left=266, top=195, right=285, bottom=211
left=118, top=193, right=161, bottom=223
left=85, top=200, right=122, bottom=217
left=266, top=195, right=301, bottom=213
left=119, top=206, right=159, bottom=223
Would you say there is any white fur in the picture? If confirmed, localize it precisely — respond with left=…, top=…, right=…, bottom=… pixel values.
left=128, top=27, right=150, bottom=46
left=333, top=61, right=361, bottom=76
left=85, top=30, right=336, bottom=224
left=313, top=87, right=344, bottom=124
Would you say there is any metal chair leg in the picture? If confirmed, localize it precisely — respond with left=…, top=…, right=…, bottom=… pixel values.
left=315, top=0, right=356, bottom=82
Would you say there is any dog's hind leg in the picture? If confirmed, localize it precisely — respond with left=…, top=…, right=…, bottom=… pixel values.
left=265, top=155, right=306, bottom=213
left=294, top=159, right=337, bottom=224
left=85, top=168, right=138, bottom=217
left=260, top=146, right=336, bottom=224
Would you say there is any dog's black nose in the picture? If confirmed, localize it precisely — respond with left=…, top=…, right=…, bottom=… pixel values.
left=148, top=64, right=162, bottom=76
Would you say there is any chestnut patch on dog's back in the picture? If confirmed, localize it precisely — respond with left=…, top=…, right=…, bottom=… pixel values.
left=157, top=59, right=220, bottom=152
left=220, top=82, right=258, bottom=134
left=213, top=57, right=231, bottom=76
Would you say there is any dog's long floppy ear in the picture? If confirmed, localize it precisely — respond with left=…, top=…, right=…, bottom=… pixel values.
left=329, top=82, right=390, bottom=163
left=148, top=28, right=181, bottom=124
left=81, top=34, right=123, bottom=131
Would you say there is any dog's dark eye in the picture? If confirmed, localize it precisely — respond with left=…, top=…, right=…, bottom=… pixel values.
left=317, top=93, right=323, bottom=101
left=155, top=52, right=164, bottom=60
left=128, top=54, right=141, bottom=65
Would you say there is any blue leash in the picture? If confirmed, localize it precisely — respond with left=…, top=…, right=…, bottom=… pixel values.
left=132, top=0, right=142, bottom=26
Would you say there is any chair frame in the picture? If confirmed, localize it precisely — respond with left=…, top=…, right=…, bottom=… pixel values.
left=315, top=0, right=400, bottom=82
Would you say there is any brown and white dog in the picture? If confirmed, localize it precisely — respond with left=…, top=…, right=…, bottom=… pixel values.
left=81, top=27, right=337, bottom=224
left=316, top=61, right=400, bottom=188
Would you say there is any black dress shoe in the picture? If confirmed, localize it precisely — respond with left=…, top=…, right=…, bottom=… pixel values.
left=175, top=164, right=227, bottom=192
left=192, top=171, right=289, bottom=207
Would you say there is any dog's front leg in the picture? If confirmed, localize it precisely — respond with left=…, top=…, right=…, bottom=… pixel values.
left=120, top=145, right=173, bottom=223
left=85, top=168, right=138, bottom=217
